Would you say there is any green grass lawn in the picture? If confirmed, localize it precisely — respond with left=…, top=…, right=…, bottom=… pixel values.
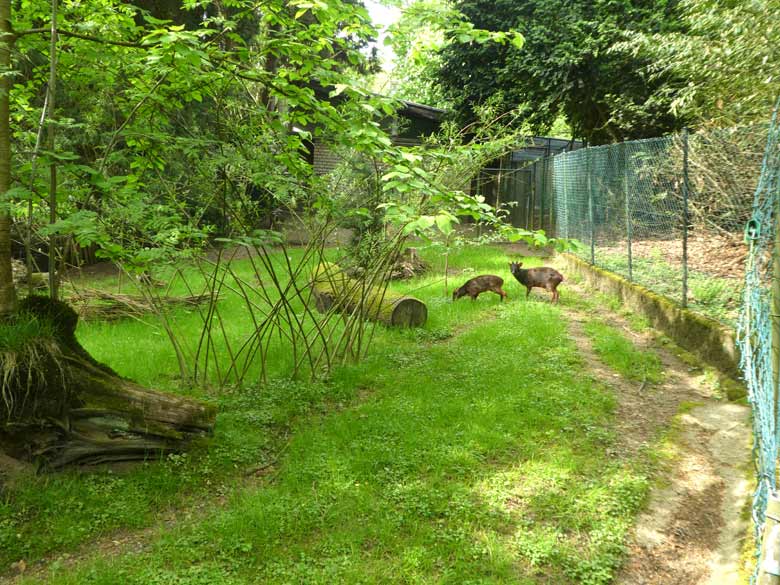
left=2, top=244, right=660, bottom=584
left=583, top=321, right=663, bottom=384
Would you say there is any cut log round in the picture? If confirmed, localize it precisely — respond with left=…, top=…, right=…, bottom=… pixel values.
left=311, top=262, right=427, bottom=328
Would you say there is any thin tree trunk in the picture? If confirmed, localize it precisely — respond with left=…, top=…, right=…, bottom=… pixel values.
left=0, top=0, right=15, bottom=317
left=27, top=93, right=48, bottom=296
left=47, top=0, right=59, bottom=298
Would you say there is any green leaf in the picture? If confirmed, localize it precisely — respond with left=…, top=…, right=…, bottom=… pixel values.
left=510, top=32, right=525, bottom=50
left=435, top=213, right=456, bottom=235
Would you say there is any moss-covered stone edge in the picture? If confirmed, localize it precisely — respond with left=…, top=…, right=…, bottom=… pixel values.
left=559, top=253, right=745, bottom=400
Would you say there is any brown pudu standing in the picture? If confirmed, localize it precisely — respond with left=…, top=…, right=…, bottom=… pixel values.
left=509, top=262, right=564, bottom=303
left=452, top=275, right=507, bottom=302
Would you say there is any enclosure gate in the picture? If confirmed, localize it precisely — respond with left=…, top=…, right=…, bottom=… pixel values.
left=476, top=157, right=556, bottom=234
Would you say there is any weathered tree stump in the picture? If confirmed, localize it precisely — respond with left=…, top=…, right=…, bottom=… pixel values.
left=389, top=247, right=429, bottom=280
left=0, top=296, right=216, bottom=470
left=311, top=262, right=427, bottom=328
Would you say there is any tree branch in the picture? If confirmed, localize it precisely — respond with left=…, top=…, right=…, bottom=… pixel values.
left=12, top=27, right=145, bottom=47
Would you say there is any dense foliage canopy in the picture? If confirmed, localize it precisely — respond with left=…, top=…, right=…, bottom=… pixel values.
left=0, top=0, right=545, bottom=324
left=0, top=0, right=381, bottom=314
left=434, top=0, right=686, bottom=144
left=612, top=0, right=780, bottom=127
left=389, top=0, right=779, bottom=141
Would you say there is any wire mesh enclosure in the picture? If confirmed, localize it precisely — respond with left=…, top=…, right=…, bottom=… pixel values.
left=496, top=121, right=776, bottom=580
left=502, top=125, right=768, bottom=326
left=737, top=107, right=780, bottom=583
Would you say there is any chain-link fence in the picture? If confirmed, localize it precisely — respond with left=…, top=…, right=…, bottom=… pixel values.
left=505, top=125, right=768, bottom=326
left=472, top=138, right=581, bottom=234
left=738, top=104, right=780, bottom=583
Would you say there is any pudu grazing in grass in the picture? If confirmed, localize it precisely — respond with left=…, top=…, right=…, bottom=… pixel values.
left=509, top=262, right=564, bottom=303
left=452, top=275, right=507, bottom=302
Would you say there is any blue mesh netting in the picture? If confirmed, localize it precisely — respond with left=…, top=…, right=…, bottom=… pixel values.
left=737, top=101, right=780, bottom=581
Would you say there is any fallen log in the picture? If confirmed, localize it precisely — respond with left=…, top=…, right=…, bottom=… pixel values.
left=68, top=289, right=218, bottom=321
left=0, top=296, right=216, bottom=470
left=311, top=262, right=427, bottom=328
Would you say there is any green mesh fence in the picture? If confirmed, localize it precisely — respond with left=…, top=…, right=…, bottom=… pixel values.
left=508, top=125, right=768, bottom=326
left=555, top=136, right=687, bottom=310
left=480, top=118, right=780, bottom=577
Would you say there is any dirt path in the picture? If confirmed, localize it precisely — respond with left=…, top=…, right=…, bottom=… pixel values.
left=562, top=299, right=752, bottom=585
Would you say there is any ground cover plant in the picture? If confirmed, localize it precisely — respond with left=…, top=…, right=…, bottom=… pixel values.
left=0, top=245, right=675, bottom=584
left=597, top=252, right=741, bottom=326
left=583, top=321, right=663, bottom=385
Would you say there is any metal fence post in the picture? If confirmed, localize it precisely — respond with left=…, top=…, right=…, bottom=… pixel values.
left=587, top=149, right=595, bottom=264
left=548, top=157, right=555, bottom=233
left=530, top=163, right=537, bottom=230
left=682, top=128, right=690, bottom=308
left=624, top=141, right=633, bottom=282
left=538, top=160, right=546, bottom=232
left=561, top=154, right=569, bottom=238
left=496, top=155, right=503, bottom=213
left=566, top=154, right=571, bottom=240
left=758, top=495, right=780, bottom=584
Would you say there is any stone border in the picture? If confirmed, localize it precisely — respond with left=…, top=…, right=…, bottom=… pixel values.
left=558, top=253, right=743, bottom=392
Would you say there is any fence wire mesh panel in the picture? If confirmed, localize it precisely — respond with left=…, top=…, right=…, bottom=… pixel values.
left=502, top=125, right=768, bottom=326
left=737, top=106, right=780, bottom=583
left=535, top=157, right=554, bottom=233
left=553, top=137, right=687, bottom=305
left=687, top=125, right=769, bottom=325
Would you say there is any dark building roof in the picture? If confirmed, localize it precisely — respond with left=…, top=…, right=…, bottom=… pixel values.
left=510, top=136, right=583, bottom=162
left=396, top=100, right=447, bottom=122
left=308, top=80, right=445, bottom=125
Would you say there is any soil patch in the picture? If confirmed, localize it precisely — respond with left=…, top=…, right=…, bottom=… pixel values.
left=597, top=234, right=746, bottom=280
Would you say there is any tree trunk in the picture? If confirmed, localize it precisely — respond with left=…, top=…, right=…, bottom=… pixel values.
left=311, top=262, right=427, bottom=328
left=1, top=351, right=216, bottom=469
left=1, top=297, right=216, bottom=469
left=47, top=0, right=59, bottom=298
left=0, top=0, right=16, bottom=317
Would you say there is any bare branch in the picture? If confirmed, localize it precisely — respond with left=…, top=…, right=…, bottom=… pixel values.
left=12, top=27, right=145, bottom=47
